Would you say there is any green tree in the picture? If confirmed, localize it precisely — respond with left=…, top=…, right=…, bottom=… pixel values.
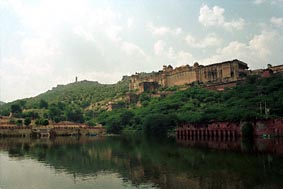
left=48, top=104, right=62, bottom=121
left=106, top=117, right=123, bottom=134
left=35, top=119, right=41, bottom=126
left=16, top=119, right=23, bottom=126
left=39, top=99, right=48, bottom=109
left=25, top=111, right=39, bottom=119
left=65, top=107, right=84, bottom=123
left=18, top=100, right=27, bottom=109
left=143, top=113, right=177, bottom=137
left=0, top=108, right=10, bottom=116
left=35, top=119, right=49, bottom=126
left=120, top=110, right=134, bottom=126
left=139, top=93, right=150, bottom=103
left=11, top=104, right=22, bottom=114
left=42, top=119, right=49, bottom=126
left=24, top=117, right=31, bottom=126
left=86, top=119, right=96, bottom=126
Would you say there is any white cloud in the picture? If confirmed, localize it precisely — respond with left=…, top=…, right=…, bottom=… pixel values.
left=11, top=37, right=59, bottom=75
left=185, top=33, right=222, bottom=48
left=73, top=25, right=96, bottom=42
left=0, top=0, right=150, bottom=102
left=254, top=0, right=283, bottom=5
left=200, top=30, right=283, bottom=69
left=79, top=9, right=124, bottom=42
left=175, top=51, right=194, bottom=66
left=77, top=71, right=125, bottom=84
left=0, top=36, right=61, bottom=102
left=270, top=17, right=283, bottom=26
left=5, top=0, right=89, bottom=36
left=127, top=18, right=134, bottom=28
left=0, top=0, right=9, bottom=8
left=5, top=0, right=126, bottom=42
left=167, top=47, right=193, bottom=66
left=147, top=22, right=183, bottom=36
left=152, top=38, right=194, bottom=65
left=121, top=41, right=146, bottom=57
left=254, top=0, right=267, bottom=4
left=199, top=5, right=245, bottom=31
left=154, top=40, right=167, bottom=55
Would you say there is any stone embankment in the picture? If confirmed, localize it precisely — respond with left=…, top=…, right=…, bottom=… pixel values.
left=0, top=120, right=106, bottom=138
left=176, top=118, right=283, bottom=139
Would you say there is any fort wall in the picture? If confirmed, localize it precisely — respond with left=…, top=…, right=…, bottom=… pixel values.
left=0, top=117, right=106, bottom=137
left=176, top=118, right=283, bottom=139
left=165, top=65, right=198, bottom=87
left=129, top=59, right=249, bottom=93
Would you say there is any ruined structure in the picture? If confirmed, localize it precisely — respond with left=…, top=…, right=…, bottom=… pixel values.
left=129, top=59, right=249, bottom=93
left=251, top=64, right=283, bottom=78
left=107, top=101, right=126, bottom=111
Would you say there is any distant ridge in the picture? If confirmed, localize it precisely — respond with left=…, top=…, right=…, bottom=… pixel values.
left=0, top=76, right=130, bottom=111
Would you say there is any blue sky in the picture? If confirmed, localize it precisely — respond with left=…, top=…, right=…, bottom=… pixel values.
left=0, top=0, right=283, bottom=102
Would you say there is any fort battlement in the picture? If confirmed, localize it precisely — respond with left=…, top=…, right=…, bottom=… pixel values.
left=129, top=59, right=249, bottom=93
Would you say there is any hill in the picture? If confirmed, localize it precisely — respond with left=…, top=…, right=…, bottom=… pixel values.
left=0, top=77, right=130, bottom=123
left=0, top=101, right=5, bottom=106
left=27, top=78, right=129, bottom=108
left=1, top=73, right=283, bottom=133
left=96, top=74, right=283, bottom=135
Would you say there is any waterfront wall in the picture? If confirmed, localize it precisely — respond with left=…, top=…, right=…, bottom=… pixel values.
left=0, top=126, right=106, bottom=137
left=176, top=122, right=241, bottom=139
left=176, top=118, right=283, bottom=139
left=254, top=119, right=283, bottom=136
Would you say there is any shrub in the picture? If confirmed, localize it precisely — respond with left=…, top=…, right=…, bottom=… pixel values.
left=143, top=113, right=177, bottom=137
left=24, top=117, right=31, bottom=126
left=16, top=119, right=23, bottom=126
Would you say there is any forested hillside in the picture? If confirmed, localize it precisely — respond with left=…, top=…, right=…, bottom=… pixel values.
left=1, top=74, right=283, bottom=135
left=97, top=74, right=283, bottom=135
left=0, top=77, right=129, bottom=125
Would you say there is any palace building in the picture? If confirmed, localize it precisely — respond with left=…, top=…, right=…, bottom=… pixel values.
left=129, top=59, right=249, bottom=93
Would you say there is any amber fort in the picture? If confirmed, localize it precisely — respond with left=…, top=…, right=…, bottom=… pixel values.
left=129, top=59, right=283, bottom=93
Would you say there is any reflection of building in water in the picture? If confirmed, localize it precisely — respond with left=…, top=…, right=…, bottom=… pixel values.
left=0, top=136, right=282, bottom=189
left=176, top=136, right=283, bottom=155
left=129, top=59, right=249, bottom=93
left=177, top=135, right=241, bottom=151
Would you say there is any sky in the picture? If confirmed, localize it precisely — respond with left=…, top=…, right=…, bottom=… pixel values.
left=0, top=0, right=283, bottom=102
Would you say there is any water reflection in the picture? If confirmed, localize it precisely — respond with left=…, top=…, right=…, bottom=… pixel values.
left=0, top=136, right=283, bottom=189
left=176, top=136, right=283, bottom=155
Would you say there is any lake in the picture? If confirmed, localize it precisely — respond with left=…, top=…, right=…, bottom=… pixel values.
left=0, top=136, right=282, bottom=189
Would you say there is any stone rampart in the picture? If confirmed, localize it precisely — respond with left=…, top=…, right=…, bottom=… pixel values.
left=129, top=59, right=249, bottom=93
